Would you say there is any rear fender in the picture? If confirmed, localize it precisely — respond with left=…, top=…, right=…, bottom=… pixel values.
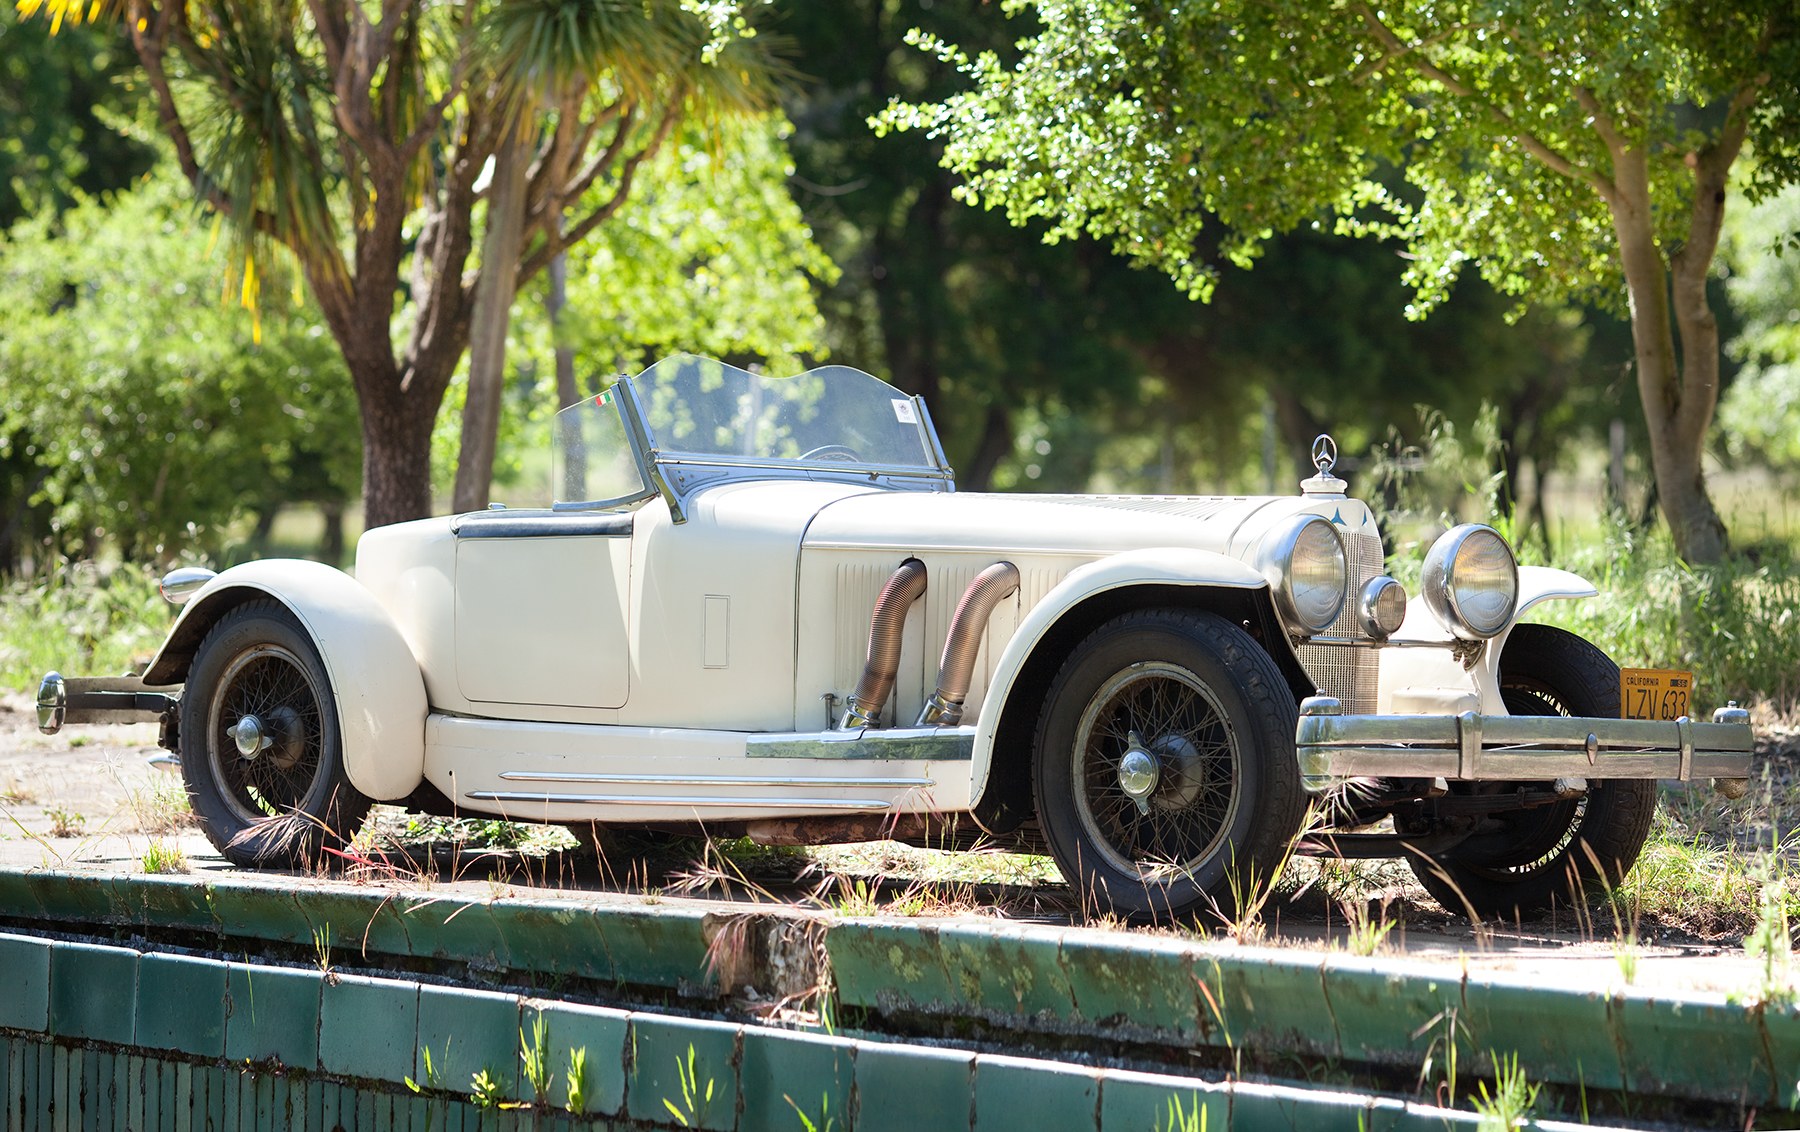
left=143, top=560, right=427, bottom=801
left=968, top=547, right=1272, bottom=806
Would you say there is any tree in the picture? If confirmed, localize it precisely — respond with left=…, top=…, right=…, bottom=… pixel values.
left=0, top=167, right=357, bottom=569
left=0, top=17, right=154, bottom=230
left=880, top=1, right=1800, bottom=562
left=20, top=0, right=778, bottom=527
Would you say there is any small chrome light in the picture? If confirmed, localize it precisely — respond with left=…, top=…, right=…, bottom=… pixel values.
left=1421, top=524, right=1518, bottom=639
left=1259, top=515, right=1347, bottom=634
left=159, top=566, right=217, bottom=606
left=1358, top=576, right=1407, bottom=639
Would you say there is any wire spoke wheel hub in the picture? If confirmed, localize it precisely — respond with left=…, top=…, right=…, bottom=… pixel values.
left=1073, top=661, right=1241, bottom=879
left=207, top=643, right=325, bottom=824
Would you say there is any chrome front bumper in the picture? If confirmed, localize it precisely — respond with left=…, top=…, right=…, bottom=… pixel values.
left=1295, top=695, right=1754, bottom=794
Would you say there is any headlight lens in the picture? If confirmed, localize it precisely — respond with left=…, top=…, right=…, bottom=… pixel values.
left=1260, top=515, right=1347, bottom=634
left=1421, top=524, right=1518, bottom=639
left=1358, top=576, right=1407, bottom=639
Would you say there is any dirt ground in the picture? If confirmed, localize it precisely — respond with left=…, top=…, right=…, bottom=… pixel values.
left=0, top=688, right=1788, bottom=998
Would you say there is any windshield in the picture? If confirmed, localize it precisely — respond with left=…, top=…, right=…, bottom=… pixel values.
left=553, top=355, right=947, bottom=508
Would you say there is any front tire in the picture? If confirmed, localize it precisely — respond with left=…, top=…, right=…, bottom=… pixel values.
left=1404, top=624, right=1657, bottom=918
left=179, top=600, right=372, bottom=868
left=1033, top=609, right=1305, bottom=924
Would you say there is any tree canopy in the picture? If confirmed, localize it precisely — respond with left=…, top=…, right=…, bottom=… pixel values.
left=881, top=0, right=1800, bottom=561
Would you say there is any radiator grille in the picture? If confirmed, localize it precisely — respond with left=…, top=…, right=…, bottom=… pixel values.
left=1294, top=530, right=1383, bottom=714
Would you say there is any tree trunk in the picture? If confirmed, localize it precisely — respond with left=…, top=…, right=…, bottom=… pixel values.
left=358, top=380, right=441, bottom=529
left=453, top=129, right=530, bottom=514
left=1607, top=155, right=1728, bottom=564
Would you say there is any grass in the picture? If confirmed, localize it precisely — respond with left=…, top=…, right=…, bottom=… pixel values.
left=0, top=560, right=171, bottom=690
left=140, top=839, right=188, bottom=874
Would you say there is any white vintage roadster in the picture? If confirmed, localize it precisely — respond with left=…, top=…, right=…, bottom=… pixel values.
left=38, top=355, right=1753, bottom=921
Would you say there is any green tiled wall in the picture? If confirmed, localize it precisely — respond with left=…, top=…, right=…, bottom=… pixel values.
left=2, top=928, right=1609, bottom=1131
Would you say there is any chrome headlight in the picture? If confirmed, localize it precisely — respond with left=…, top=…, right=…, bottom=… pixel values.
left=1259, top=515, right=1347, bottom=634
left=1358, top=576, right=1407, bottom=639
left=1421, top=524, right=1518, bottom=639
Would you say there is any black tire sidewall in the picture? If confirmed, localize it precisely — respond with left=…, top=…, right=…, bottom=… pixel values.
left=179, top=600, right=365, bottom=865
left=1411, top=623, right=1658, bottom=917
left=1033, top=609, right=1303, bottom=922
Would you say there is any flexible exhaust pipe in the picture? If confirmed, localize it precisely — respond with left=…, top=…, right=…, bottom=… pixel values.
left=917, top=561, right=1020, bottom=727
left=841, top=558, right=928, bottom=729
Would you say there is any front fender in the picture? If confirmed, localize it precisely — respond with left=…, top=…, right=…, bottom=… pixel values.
left=968, top=547, right=1268, bottom=802
left=142, top=560, right=427, bottom=801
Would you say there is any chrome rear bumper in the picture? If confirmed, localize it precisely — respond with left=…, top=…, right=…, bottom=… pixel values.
left=36, top=671, right=179, bottom=734
left=1295, top=695, right=1754, bottom=794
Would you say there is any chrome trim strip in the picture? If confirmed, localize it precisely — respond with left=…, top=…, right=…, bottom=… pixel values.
left=463, top=791, right=895, bottom=811
left=745, top=727, right=976, bottom=761
left=495, top=771, right=934, bottom=788
left=1295, top=710, right=1754, bottom=791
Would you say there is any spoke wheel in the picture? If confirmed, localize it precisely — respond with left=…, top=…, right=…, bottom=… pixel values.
left=1404, top=624, right=1657, bottom=919
left=207, top=644, right=325, bottom=825
left=1034, top=609, right=1303, bottom=924
left=180, top=600, right=371, bottom=868
left=1072, top=662, right=1242, bottom=879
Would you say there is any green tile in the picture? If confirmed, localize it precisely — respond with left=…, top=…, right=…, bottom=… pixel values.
left=224, top=962, right=322, bottom=1069
left=1098, top=1070, right=1228, bottom=1132
left=136, top=954, right=228, bottom=1058
left=974, top=1054, right=1098, bottom=1132
left=941, top=923, right=1076, bottom=1021
left=1059, top=930, right=1211, bottom=1043
left=1320, top=962, right=1461, bottom=1068
left=0, top=934, right=51, bottom=1033
left=1755, top=999, right=1800, bottom=1109
left=400, top=897, right=508, bottom=970
left=854, top=1041, right=973, bottom=1132
left=121, top=876, right=223, bottom=934
left=534, top=1001, right=629, bottom=1116
left=1456, top=973, right=1623, bottom=1093
left=53, top=1042, right=69, bottom=1132
left=1225, top=1080, right=1384, bottom=1132
left=1207, top=950, right=1338, bottom=1060
left=625, top=1012, right=740, bottom=1132
left=740, top=1026, right=853, bottom=1132
left=319, top=973, right=420, bottom=1083
left=416, top=986, right=521, bottom=1100
left=825, top=921, right=960, bottom=1014
left=49, top=941, right=137, bottom=1045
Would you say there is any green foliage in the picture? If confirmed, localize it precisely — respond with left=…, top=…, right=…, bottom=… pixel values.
left=469, top=1068, right=503, bottom=1109
left=519, top=1012, right=553, bottom=1103
left=1528, top=521, right=1800, bottom=711
left=1743, top=851, right=1796, bottom=1008
left=1471, top=1051, right=1539, bottom=1131
left=662, top=1044, right=715, bottom=1127
left=1719, top=184, right=1800, bottom=471
left=566, top=1045, right=589, bottom=1115
left=0, top=165, right=358, bottom=565
left=0, top=18, right=154, bottom=229
left=0, top=561, right=166, bottom=690
left=881, top=1, right=1798, bottom=315
left=458, top=113, right=836, bottom=503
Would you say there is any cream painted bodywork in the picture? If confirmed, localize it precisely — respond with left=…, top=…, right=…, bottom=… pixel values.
left=168, top=478, right=1593, bottom=824
left=1375, top=564, right=1600, bottom=714
left=143, top=560, right=427, bottom=800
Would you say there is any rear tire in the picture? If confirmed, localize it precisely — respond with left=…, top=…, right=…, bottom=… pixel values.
left=179, top=601, right=372, bottom=868
left=1032, top=609, right=1304, bottom=924
left=1405, top=624, right=1657, bottom=918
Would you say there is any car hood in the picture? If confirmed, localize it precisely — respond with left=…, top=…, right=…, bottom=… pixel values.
left=801, top=490, right=1336, bottom=560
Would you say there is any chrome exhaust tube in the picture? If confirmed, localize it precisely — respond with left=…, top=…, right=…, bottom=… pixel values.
left=841, top=558, right=928, bottom=729
left=917, top=561, right=1020, bottom=727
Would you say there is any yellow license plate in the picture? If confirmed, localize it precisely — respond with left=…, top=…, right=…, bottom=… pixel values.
left=1620, top=668, right=1693, bottom=721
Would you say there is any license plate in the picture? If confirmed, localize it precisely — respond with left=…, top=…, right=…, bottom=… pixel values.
left=1620, top=668, right=1693, bottom=721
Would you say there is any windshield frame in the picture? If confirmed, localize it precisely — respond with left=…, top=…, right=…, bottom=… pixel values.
left=551, top=356, right=956, bottom=521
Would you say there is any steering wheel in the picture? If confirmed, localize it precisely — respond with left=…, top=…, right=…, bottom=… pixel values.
left=800, top=444, right=862, bottom=463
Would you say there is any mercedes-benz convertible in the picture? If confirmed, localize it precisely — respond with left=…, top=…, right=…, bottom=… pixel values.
left=37, top=355, right=1754, bottom=921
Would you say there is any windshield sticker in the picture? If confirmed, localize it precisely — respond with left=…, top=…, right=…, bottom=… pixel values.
left=596, top=389, right=614, bottom=406
left=892, top=399, right=918, bottom=424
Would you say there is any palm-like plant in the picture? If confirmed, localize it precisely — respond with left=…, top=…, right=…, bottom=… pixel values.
left=17, top=0, right=781, bottom=526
